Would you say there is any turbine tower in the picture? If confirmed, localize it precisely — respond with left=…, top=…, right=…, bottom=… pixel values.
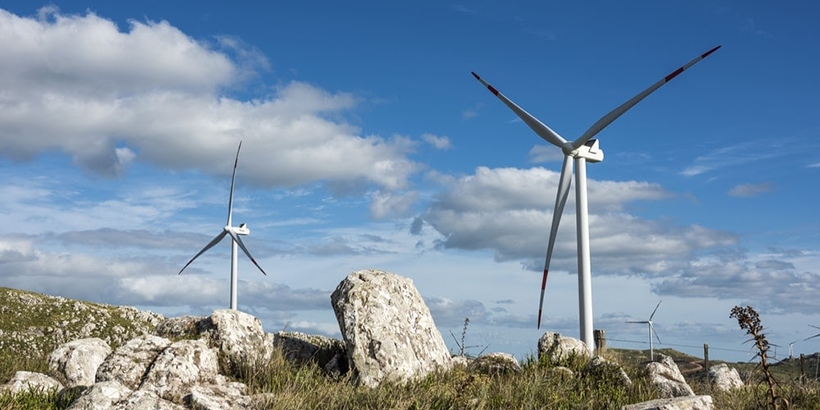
left=178, top=141, right=268, bottom=310
left=627, top=300, right=663, bottom=361
left=472, top=46, right=720, bottom=352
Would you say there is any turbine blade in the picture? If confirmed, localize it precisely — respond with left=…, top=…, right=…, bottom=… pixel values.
left=651, top=323, right=662, bottom=345
left=471, top=71, right=568, bottom=148
left=809, top=324, right=820, bottom=330
left=178, top=231, right=229, bottom=275
left=227, top=230, right=268, bottom=276
left=227, top=141, right=242, bottom=226
left=537, top=155, right=573, bottom=329
left=804, top=333, right=820, bottom=342
left=571, top=45, right=721, bottom=150
left=649, top=300, right=662, bottom=321
left=626, top=320, right=649, bottom=324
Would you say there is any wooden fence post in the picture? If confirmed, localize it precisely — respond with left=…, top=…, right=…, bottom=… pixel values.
left=703, top=343, right=709, bottom=369
left=594, top=329, right=606, bottom=354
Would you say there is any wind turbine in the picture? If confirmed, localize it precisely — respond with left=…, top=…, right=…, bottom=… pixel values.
left=627, top=300, right=663, bottom=361
left=471, top=45, right=720, bottom=352
left=178, top=141, right=268, bottom=310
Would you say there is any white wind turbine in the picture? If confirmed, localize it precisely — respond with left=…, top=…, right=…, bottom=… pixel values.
left=178, top=141, right=268, bottom=310
left=472, top=45, right=720, bottom=352
left=627, top=300, right=663, bottom=361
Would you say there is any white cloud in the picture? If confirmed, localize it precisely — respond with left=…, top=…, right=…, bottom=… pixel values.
left=727, top=182, right=774, bottom=198
left=422, top=133, right=452, bottom=150
left=369, top=190, right=419, bottom=219
left=0, top=7, right=418, bottom=190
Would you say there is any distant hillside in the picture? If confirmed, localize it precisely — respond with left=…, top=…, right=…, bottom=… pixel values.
left=0, top=287, right=165, bottom=358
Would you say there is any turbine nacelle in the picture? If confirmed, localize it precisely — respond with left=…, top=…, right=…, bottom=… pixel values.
left=234, top=223, right=249, bottom=236
left=568, top=139, right=604, bottom=163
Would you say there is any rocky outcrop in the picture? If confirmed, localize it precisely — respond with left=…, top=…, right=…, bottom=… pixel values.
left=331, top=269, right=452, bottom=388
left=468, top=352, right=521, bottom=376
left=646, top=355, right=695, bottom=398
left=208, top=310, right=270, bottom=374
left=96, top=335, right=172, bottom=389
left=622, top=395, right=714, bottom=410
left=139, top=339, right=221, bottom=402
left=48, top=338, right=112, bottom=387
left=538, top=331, right=591, bottom=364
left=706, top=363, right=743, bottom=391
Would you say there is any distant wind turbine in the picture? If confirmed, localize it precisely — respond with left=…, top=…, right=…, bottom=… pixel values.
left=627, top=300, right=663, bottom=361
left=471, top=46, right=721, bottom=352
left=178, top=141, right=268, bottom=310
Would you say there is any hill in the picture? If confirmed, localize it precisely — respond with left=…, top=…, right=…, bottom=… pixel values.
left=0, top=287, right=164, bottom=360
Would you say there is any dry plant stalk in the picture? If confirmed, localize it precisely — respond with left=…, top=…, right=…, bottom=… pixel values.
left=730, top=305, right=786, bottom=410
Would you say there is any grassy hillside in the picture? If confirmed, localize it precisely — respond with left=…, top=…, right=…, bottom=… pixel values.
left=2, top=287, right=820, bottom=409
left=0, top=287, right=164, bottom=383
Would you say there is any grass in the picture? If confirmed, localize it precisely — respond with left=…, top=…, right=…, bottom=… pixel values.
left=4, top=288, right=820, bottom=409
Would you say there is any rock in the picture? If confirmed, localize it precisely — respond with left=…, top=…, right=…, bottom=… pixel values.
left=209, top=310, right=269, bottom=374
left=184, top=381, right=252, bottom=410
left=122, top=389, right=186, bottom=410
left=273, top=330, right=347, bottom=374
left=706, top=364, right=743, bottom=391
left=583, top=356, right=632, bottom=388
left=622, top=395, right=714, bottom=410
left=0, top=370, right=64, bottom=394
left=153, top=315, right=211, bottom=340
left=48, top=338, right=112, bottom=387
left=538, top=331, right=591, bottom=364
left=331, top=269, right=452, bottom=388
left=468, top=352, right=521, bottom=376
left=65, top=380, right=132, bottom=410
left=548, top=366, right=575, bottom=380
left=646, top=355, right=695, bottom=398
left=451, top=355, right=472, bottom=368
left=140, top=338, right=220, bottom=402
left=95, top=334, right=172, bottom=389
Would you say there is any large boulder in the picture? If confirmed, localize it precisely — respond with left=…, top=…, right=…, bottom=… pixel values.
left=65, top=380, right=132, bottom=410
left=706, top=364, right=743, bottom=391
left=646, top=355, right=695, bottom=398
left=153, top=315, right=211, bottom=340
left=538, top=331, right=591, bottom=364
left=331, top=269, right=452, bottom=388
left=48, top=338, right=112, bottom=387
left=0, top=371, right=63, bottom=394
left=95, top=334, right=172, bottom=389
left=121, top=389, right=186, bottom=410
left=622, top=395, right=714, bottom=410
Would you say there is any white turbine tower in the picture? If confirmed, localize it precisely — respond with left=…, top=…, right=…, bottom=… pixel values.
left=627, top=300, right=663, bottom=361
left=472, top=45, right=720, bottom=352
left=178, top=141, right=268, bottom=310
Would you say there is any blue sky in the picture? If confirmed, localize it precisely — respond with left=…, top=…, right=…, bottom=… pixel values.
left=1, top=1, right=819, bottom=362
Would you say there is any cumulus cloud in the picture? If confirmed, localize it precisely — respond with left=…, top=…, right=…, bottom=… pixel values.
left=727, top=182, right=774, bottom=198
left=0, top=7, right=418, bottom=190
left=422, top=166, right=734, bottom=277
left=422, top=133, right=452, bottom=150
left=369, top=190, right=419, bottom=219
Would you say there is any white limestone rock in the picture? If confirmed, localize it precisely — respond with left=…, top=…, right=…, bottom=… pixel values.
left=583, top=355, right=632, bottom=388
left=646, top=355, right=695, bottom=398
left=95, top=334, right=172, bottom=389
left=140, top=338, right=220, bottom=402
left=184, top=381, right=252, bottom=410
left=537, top=331, right=591, bottom=364
left=468, top=352, right=521, bottom=376
left=48, top=338, right=112, bottom=387
left=122, top=389, right=186, bottom=410
left=65, top=380, right=132, bottom=410
left=273, top=330, right=347, bottom=373
left=706, top=363, right=743, bottom=391
left=0, top=371, right=63, bottom=394
left=621, top=395, right=713, bottom=410
left=331, top=269, right=452, bottom=388
left=209, top=309, right=269, bottom=373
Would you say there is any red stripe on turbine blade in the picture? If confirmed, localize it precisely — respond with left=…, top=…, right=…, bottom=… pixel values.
left=664, top=67, right=685, bottom=82
left=541, top=269, right=549, bottom=289
left=487, top=85, right=499, bottom=96
left=702, top=45, right=721, bottom=58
